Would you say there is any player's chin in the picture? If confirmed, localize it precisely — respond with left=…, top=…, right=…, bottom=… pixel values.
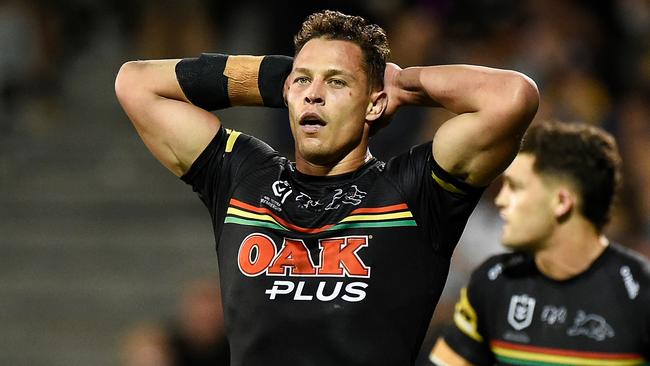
left=500, top=232, right=520, bottom=250
left=501, top=241, right=518, bottom=251
left=299, top=143, right=335, bottom=165
left=502, top=235, right=537, bottom=252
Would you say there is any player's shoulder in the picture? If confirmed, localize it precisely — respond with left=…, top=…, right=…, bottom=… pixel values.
left=606, top=243, right=650, bottom=280
left=470, top=251, right=536, bottom=284
left=383, top=142, right=431, bottom=171
left=598, top=243, right=650, bottom=305
left=225, top=128, right=276, bottom=155
left=221, top=128, right=289, bottom=168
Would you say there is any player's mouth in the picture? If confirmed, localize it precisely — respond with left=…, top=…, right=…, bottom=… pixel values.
left=299, top=112, right=327, bottom=134
left=498, top=211, right=509, bottom=225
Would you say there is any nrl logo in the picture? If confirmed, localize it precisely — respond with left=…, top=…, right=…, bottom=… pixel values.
left=507, top=294, right=536, bottom=331
left=271, top=180, right=293, bottom=204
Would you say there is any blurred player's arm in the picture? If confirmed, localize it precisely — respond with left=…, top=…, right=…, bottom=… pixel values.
left=382, top=63, right=539, bottom=187
left=430, top=338, right=475, bottom=366
left=429, top=284, right=495, bottom=366
left=114, top=54, right=292, bottom=177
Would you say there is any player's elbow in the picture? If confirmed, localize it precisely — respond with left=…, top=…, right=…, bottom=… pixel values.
left=115, top=61, right=150, bottom=109
left=115, top=61, right=136, bottom=107
left=503, top=72, right=540, bottom=127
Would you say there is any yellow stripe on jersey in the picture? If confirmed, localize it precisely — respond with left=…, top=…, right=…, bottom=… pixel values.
left=431, top=171, right=466, bottom=194
left=491, top=345, right=646, bottom=366
left=226, top=207, right=285, bottom=228
left=225, top=129, right=242, bottom=153
left=339, top=211, right=413, bottom=223
left=453, top=287, right=484, bottom=342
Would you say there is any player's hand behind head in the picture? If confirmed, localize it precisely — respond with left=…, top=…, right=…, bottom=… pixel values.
left=370, top=62, right=402, bottom=135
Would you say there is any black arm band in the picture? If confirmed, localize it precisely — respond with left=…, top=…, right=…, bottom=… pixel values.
left=175, top=53, right=294, bottom=110
left=258, top=55, right=293, bottom=108
left=175, top=53, right=230, bottom=111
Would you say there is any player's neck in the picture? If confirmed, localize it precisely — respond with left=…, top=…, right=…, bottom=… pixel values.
left=534, top=217, right=608, bottom=281
left=295, top=147, right=373, bottom=176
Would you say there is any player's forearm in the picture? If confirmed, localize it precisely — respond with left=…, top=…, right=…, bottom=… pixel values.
left=430, top=338, right=475, bottom=366
left=175, top=53, right=293, bottom=110
left=396, top=65, right=539, bottom=120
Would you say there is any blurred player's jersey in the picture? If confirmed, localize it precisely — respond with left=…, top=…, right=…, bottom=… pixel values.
left=436, top=245, right=650, bottom=365
left=182, top=127, right=483, bottom=366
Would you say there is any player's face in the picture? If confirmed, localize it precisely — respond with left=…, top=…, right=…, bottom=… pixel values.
left=495, top=154, right=557, bottom=251
left=286, top=38, right=375, bottom=166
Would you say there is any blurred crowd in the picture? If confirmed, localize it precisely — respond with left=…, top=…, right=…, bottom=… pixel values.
left=119, top=278, right=229, bottom=366
left=2, top=0, right=649, bottom=364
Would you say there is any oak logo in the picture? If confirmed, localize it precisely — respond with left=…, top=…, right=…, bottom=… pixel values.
left=238, top=234, right=370, bottom=277
left=237, top=233, right=371, bottom=302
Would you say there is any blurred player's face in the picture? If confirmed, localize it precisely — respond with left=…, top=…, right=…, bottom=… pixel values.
left=495, top=154, right=557, bottom=251
left=286, top=38, right=379, bottom=168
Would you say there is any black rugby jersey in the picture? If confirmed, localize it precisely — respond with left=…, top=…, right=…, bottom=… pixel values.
left=182, top=127, right=484, bottom=366
left=435, top=244, right=650, bottom=366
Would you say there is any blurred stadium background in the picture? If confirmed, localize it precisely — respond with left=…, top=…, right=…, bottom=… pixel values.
left=1, top=0, right=649, bottom=365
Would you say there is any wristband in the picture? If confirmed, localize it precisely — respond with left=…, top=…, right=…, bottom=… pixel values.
left=175, top=53, right=293, bottom=110
left=176, top=53, right=229, bottom=110
left=258, top=55, right=293, bottom=107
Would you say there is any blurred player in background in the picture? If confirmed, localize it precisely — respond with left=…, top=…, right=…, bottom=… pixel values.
left=430, top=121, right=650, bottom=365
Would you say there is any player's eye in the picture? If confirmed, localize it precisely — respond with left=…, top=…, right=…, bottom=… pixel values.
left=294, top=76, right=310, bottom=85
left=328, top=79, right=346, bottom=88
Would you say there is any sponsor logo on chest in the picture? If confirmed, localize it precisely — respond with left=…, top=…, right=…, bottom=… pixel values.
left=237, top=233, right=371, bottom=302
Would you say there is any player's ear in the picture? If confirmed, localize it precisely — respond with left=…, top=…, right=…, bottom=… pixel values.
left=554, top=188, right=575, bottom=219
left=366, top=90, right=387, bottom=122
left=283, top=72, right=292, bottom=107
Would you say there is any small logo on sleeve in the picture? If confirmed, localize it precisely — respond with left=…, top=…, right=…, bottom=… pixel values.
left=620, top=266, right=639, bottom=300
left=488, top=263, right=503, bottom=280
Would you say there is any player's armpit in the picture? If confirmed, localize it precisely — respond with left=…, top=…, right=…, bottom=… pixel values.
left=430, top=338, right=475, bottom=366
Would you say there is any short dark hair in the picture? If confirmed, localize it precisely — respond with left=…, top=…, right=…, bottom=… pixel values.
left=521, top=120, right=622, bottom=231
left=294, top=10, right=390, bottom=90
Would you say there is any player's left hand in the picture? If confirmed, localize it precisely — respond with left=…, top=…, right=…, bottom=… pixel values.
left=382, top=62, right=403, bottom=120
left=370, top=63, right=402, bottom=134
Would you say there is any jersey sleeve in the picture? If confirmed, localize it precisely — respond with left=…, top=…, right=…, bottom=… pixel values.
left=384, top=142, right=485, bottom=255
left=180, top=126, right=278, bottom=235
left=438, top=267, right=495, bottom=365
